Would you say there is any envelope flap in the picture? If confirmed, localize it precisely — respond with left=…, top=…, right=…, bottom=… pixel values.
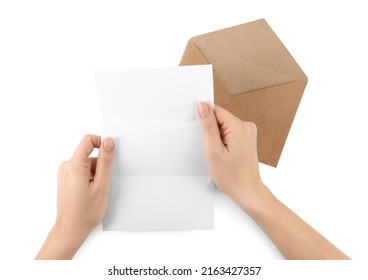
left=196, top=50, right=297, bottom=95
left=190, top=19, right=307, bottom=95
left=180, top=41, right=210, bottom=66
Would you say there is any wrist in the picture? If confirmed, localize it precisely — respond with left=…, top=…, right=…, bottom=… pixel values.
left=35, top=222, right=90, bottom=260
left=236, top=182, right=276, bottom=216
left=53, top=221, right=90, bottom=255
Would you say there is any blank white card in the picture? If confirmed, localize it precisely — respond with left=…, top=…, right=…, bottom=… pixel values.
left=95, top=65, right=214, bottom=230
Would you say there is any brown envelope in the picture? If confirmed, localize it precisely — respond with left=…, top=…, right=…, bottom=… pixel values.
left=180, top=19, right=308, bottom=167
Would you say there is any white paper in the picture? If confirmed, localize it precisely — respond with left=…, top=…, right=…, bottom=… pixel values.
left=95, top=65, right=214, bottom=230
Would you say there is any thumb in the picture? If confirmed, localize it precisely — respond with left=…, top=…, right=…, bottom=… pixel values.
left=197, top=102, right=224, bottom=157
left=95, top=137, right=115, bottom=188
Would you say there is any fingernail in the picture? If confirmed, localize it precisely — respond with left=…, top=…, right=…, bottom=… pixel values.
left=103, top=137, right=114, bottom=152
left=198, top=102, right=210, bottom=118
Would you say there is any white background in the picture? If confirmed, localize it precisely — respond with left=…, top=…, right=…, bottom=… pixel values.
left=0, top=0, right=367, bottom=278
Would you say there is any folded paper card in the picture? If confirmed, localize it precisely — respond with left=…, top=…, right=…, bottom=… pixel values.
left=95, top=65, right=214, bottom=230
left=180, top=19, right=308, bottom=167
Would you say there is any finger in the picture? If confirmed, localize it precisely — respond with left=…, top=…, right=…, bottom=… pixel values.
left=94, top=137, right=115, bottom=188
left=197, top=102, right=224, bottom=158
left=214, top=105, right=244, bottom=127
left=71, top=134, right=101, bottom=163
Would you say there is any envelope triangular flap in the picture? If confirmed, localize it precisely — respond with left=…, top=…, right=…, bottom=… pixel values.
left=189, top=19, right=307, bottom=95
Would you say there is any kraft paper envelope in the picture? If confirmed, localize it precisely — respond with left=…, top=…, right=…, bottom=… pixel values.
left=95, top=65, right=214, bottom=230
left=180, top=19, right=308, bottom=167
